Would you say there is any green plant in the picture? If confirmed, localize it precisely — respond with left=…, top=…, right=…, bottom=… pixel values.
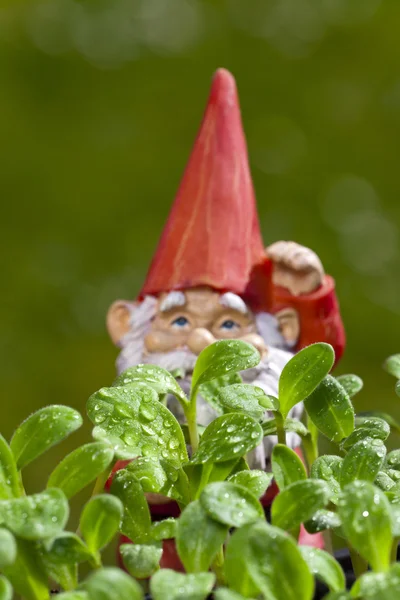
left=2, top=343, right=400, bottom=599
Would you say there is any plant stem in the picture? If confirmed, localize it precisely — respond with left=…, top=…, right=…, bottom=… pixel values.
left=194, top=463, right=213, bottom=499
left=185, top=387, right=200, bottom=454
left=91, top=460, right=116, bottom=498
left=391, top=538, right=399, bottom=564
left=307, top=416, right=319, bottom=461
left=349, top=547, right=368, bottom=578
left=302, top=434, right=317, bottom=472
left=211, top=546, right=226, bottom=586
left=275, top=412, right=286, bottom=445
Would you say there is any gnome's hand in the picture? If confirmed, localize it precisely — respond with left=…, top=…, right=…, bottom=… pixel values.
left=266, top=241, right=325, bottom=296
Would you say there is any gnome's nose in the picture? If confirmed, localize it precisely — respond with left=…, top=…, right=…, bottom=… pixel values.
left=187, top=328, right=216, bottom=355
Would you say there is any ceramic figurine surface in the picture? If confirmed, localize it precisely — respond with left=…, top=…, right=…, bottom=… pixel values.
left=107, top=68, right=345, bottom=469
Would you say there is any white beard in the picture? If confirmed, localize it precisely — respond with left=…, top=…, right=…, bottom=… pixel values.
left=115, top=296, right=303, bottom=470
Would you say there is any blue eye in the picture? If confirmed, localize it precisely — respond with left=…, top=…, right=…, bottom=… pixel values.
left=221, top=320, right=238, bottom=330
left=172, top=316, right=189, bottom=327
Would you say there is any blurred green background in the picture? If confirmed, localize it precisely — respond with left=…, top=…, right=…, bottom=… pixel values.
left=1, top=0, right=400, bottom=503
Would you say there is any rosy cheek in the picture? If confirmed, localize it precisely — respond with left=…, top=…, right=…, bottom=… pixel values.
left=144, top=330, right=186, bottom=353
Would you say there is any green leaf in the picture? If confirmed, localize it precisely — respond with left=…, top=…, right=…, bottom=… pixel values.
left=304, top=509, right=342, bottom=534
left=0, top=529, right=16, bottom=568
left=81, top=567, right=143, bottom=600
left=0, top=576, right=12, bottom=600
left=57, top=593, right=89, bottom=600
left=150, top=570, right=215, bottom=600
left=351, top=563, right=400, bottom=599
left=120, top=543, right=162, bottom=579
left=385, top=449, right=400, bottom=471
left=271, top=479, right=330, bottom=531
left=3, top=538, right=49, bottom=600
left=299, top=546, right=345, bottom=591
left=340, top=438, right=386, bottom=487
left=338, top=481, right=392, bottom=572
left=396, top=380, right=400, bottom=397
left=383, top=354, right=400, bottom=379
left=176, top=500, right=228, bottom=573
left=47, top=442, right=114, bottom=499
left=218, top=384, right=278, bottom=420
left=284, top=418, right=310, bottom=438
left=311, top=456, right=343, bottom=504
left=224, top=525, right=262, bottom=597
left=191, top=340, right=260, bottom=393
left=151, top=518, right=176, bottom=540
left=110, top=469, right=151, bottom=543
left=262, top=419, right=277, bottom=436
left=113, top=364, right=188, bottom=406
left=390, top=504, right=400, bottom=537
left=214, top=590, right=256, bottom=600
left=227, top=521, right=314, bottom=600
left=0, top=488, right=69, bottom=540
left=304, top=375, right=354, bottom=442
left=375, top=471, right=396, bottom=492
left=228, top=470, right=273, bottom=498
left=191, top=413, right=263, bottom=465
left=80, top=494, right=123, bottom=554
left=10, top=406, right=82, bottom=470
left=87, top=385, right=187, bottom=466
left=357, top=411, right=400, bottom=434
left=48, top=532, right=93, bottom=564
left=342, top=417, right=390, bottom=450
left=271, top=444, right=307, bottom=490
left=200, top=482, right=264, bottom=528
left=199, top=373, right=242, bottom=415
left=278, top=342, right=335, bottom=418
left=0, top=435, right=21, bottom=499
left=335, top=374, right=363, bottom=397
left=125, top=456, right=188, bottom=502
left=323, top=593, right=351, bottom=600
left=40, top=549, right=78, bottom=591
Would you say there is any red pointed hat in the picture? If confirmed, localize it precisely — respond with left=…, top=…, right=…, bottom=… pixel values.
left=139, top=68, right=272, bottom=311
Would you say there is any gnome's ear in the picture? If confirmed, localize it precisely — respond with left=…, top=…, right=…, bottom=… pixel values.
left=107, top=300, right=135, bottom=346
left=275, top=308, right=300, bottom=346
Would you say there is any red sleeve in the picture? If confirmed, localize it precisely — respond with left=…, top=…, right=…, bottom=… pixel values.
left=271, top=275, right=345, bottom=366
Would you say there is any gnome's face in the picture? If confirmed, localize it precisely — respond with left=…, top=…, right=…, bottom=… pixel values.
left=144, top=287, right=267, bottom=358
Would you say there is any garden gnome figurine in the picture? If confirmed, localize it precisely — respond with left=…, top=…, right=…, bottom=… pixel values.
left=107, top=68, right=345, bottom=468
left=107, top=68, right=343, bottom=557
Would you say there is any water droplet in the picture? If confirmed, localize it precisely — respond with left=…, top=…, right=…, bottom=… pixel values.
left=362, top=510, right=369, bottom=517
left=139, top=404, right=156, bottom=421
left=168, top=438, right=179, bottom=450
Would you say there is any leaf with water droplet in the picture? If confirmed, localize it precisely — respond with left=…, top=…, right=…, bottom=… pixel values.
left=357, top=411, right=400, bottom=435
left=217, top=384, right=279, bottom=420
left=110, top=469, right=152, bottom=544
left=350, top=563, right=400, bottom=599
left=340, top=438, right=386, bottom=487
left=200, top=481, right=264, bottom=528
left=0, top=488, right=68, bottom=541
left=272, top=444, right=307, bottom=491
left=228, top=470, right=273, bottom=498
left=87, top=385, right=187, bottom=466
left=2, top=538, right=51, bottom=600
left=271, top=479, right=330, bottom=531
left=199, top=373, right=242, bottom=415
left=151, top=517, right=176, bottom=541
left=311, top=456, right=343, bottom=504
left=120, top=543, right=162, bottom=579
left=47, top=532, right=93, bottom=565
left=383, top=354, right=400, bottom=379
left=0, top=435, right=21, bottom=500
left=299, top=546, right=345, bottom=592
left=214, top=590, right=255, bottom=600
left=190, top=413, right=262, bottom=465
left=47, top=442, right=114, bottom=499
left=226, top=521, right=313, bottom=600
left=304, top=509, right=342, bottom=534
left=342, top=417, right=390, bottom=451
left=10, top=406, right=82, bottom=470
left=80, top=567, right=143, bottom=600
left=57, top=593, right=89, bottom=600
left=0, top=576, right=12, bottom=600
left=304, top=375, right=354, bottom=443
left=375, top=471, right=396, bottom=492
left=80, top=494, right=123, bottom=555
left=279, top=343, right=335, bottom=419
left=125, top=457, right=188, bottom=503
left=283, top=418, right=310, bottom=438
left=0, top=529, right=16, bottom=568
left=338, top=481, right=392, bottom=572
left=335, top=374, right=363, bottom=398
left=191, top=340, right=260, bottom=394
left=113, top=363, right=188, bottom=407
left=385, top=449, right=400, bottom=472
left=176, top=500, right=228, bottom=573
left=150, top=569, right=215, bottom=600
